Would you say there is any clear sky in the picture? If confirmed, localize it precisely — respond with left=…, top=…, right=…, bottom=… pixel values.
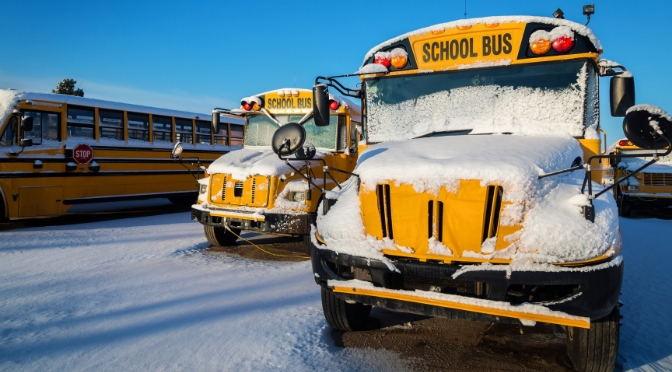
left=1, top=0, right=670, bottom=142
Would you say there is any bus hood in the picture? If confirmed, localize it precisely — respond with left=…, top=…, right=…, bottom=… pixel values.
left=317, top=134, right=620, bottom=266
left=208, top=148, right=326, bottom=180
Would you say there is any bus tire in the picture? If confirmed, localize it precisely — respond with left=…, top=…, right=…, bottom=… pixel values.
left=619, top=196, right=632, bottom=217
left=321, top=287, right=371, bottom=331
left=302, top=234, right=312, bottom=257
left=204, top=225, right=239, bottom=246
left=566, top=306, right=620, bottom=372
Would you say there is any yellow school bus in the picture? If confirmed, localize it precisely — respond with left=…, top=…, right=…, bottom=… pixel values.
left=304, top=16, right=658, bottom=371
left=609, top=139, right=672, bottom=216
left=0, top=89, right=243, bottom=220
left=191, top=88, right=361, bottom=253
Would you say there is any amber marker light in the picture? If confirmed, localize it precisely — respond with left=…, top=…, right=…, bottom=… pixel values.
left=485, top=22, right=499, bottom=28
left=252, top=103, right=261, bottom=111
left=457, top=25, right=471, bottom=30
left=391, top=54, right=407, bottom=69
left=530, top=39, right=551, bottom=55
left=431, top=29, right=445, bottom=35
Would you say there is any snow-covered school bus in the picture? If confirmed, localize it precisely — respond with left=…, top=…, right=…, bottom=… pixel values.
left=0, top=89, right=243, bottom=220
left=610, top=137, right=672, bottom=216
left=191, top=88, right=361, bottom=254
left=294, top=16, right=672, bottom=372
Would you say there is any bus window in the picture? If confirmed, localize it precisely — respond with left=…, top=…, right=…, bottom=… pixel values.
left=0, top=117, right=17, bottom=146
left=214, top=122, right=228, bottom=145
left=175, top=118, right=193, bottom=144
left=99, top=109, right=123, bottom=141
left=230, top=124, right=244, bottom=147
left=196, top=120, right=211, bottom=144
left=23, top=112, right=43, bottom=145
left=22, top=112, right=60, bottom=144
left=245, top=115, right=278, bottom=147
left=128, top=113, right=149, bottom=141
left=153, top=116, right=172, bottom=142
left=67, top=106, right=94, bottom=139
left=289, top=115, right=341, bottom=150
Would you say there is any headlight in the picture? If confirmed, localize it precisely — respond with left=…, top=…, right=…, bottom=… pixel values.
left=289, top=191, right=307, bottom=203
left=199, top=184, right=207, bottom=194
left=627, top=185, right=639, bottom=191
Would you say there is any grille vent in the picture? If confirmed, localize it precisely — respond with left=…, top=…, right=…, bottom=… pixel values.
left=482, top=185, right=503, bottom=243
left=376, top=184, right=394, bottom=239
left=221, top=176, right=227, bottom=201
left=643, top=173, right=672, bottom=187
left=234, top=181, right=244, bottom=197
left=428, top=200, right=444, bottom=241
left=251, top=178, right=256, bottom=204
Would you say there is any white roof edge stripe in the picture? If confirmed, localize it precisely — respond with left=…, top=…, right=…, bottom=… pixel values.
left=4, top=89, right=213, bottom=120
left=361, top=16, right=602, bottom=67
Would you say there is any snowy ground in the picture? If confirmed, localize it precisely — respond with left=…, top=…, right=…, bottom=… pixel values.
left=0, top=210, right=670, bottom=371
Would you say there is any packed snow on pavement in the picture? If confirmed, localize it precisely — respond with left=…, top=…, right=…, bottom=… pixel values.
left=1, top=211, right=671, bottom=371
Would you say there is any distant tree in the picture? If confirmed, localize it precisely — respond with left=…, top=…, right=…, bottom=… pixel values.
left=52, top=79, right=84, bottom=97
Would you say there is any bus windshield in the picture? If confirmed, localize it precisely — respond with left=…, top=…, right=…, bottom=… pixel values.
left=244, top=114, right=345, bottom=151
left=365, top=60, right=596, bottom=142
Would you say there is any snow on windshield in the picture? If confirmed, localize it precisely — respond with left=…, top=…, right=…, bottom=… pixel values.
left=365, top=61, right=595, bottom=142
left=244, top=114, right=345, bottom=151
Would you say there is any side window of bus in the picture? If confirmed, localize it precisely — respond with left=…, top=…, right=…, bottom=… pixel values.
left=128, top=113, right=149, bottom=141
left=99, top=109, right=123, bottom=141
left=67, top=106, right=94, bottom=139
left=351, top=120, right=361, bottom=151
left=175, top=118, right=193, bottom=144
left=196, top=120, right=211, bottom=145
left=0, top=117, right=17, bottom=146
left=230, top=124, right=244, bottom=146
left=21, top=111, right=60, bottom=144
left=153, top=116, right=172, bottom=142
left=214, top=122, right=228, bottom=145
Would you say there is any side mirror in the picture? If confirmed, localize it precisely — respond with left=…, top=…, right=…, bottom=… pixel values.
left=171, top=142, right=183, bottom=158
left=622, top=105, right=672, bottom=149
left=610, top=74, right=635, bottom=117
left=271, top=123, right=306, bottom=156
left=21, top=116, right=34, bottom=132
left=313, top=84, right=330, bottom=127
left=212, top=111, right=220, bottom=130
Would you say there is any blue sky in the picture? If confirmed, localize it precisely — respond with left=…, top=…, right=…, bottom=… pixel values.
left=1, top=0, right=670, bottom=141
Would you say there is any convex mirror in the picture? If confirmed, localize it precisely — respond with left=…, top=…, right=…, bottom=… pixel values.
left=623, top=105, right=672, bottom=149
left=272, top=123, right=306, bottom=156
left=171, top=142, right=184, bottom=158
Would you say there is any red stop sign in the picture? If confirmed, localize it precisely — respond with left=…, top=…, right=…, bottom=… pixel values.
left=73, top=144, right=94, bottom=164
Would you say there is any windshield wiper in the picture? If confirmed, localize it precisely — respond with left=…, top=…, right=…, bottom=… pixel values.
left=413, top=129, right=473, bottom=139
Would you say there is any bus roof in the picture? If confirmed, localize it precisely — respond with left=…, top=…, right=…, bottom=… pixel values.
left=0, top=88, right=226, bottom=122
left=358, top=16, right=602, bottom=73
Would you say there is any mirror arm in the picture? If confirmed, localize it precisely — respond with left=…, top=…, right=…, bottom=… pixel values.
left=538, top=165, right=584, bottom=179
left=315, top=76, right=361, bottom=98
left=585, top=133, right=672, bottom=199
left=173, top=156, right=203, bottom=181
left=297, top=109, right=314, bottom=125
left=260, top=108, right=282, bottom=126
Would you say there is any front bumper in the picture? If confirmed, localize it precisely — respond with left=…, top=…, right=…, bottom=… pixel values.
left=192, top=206, right=315, bottom=235
left=312, top=243, right=623, bottom=326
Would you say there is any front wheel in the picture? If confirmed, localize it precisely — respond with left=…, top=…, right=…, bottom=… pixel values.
left=321, top=287, right=371, bottom=331
left=302, top=234, right=312, bottom=257
left=566, top=306, right=620, bottom=372
left=204, top=225, right=240, bottom=246
left=619, top=195, right=632, bottom=217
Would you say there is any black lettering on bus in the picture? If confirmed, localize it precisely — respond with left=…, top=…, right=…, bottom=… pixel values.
left=422, top=43, right=430, bottom=63
left=459, top=38, right=469, bottom=59
left=503, top=33, right=512, bottom=54
left=440, top=41, right=449, bottom=60
left=493, top=34, right=502, bottom=55
left=449, top=39, right=459, bottom=60
left=483, top=36, right=491, bottom=56
left=431, top=42, right=440, bottom=62
left=307, top=98, right=311, bottom=107
left=469, top=38, right=478, bottom=57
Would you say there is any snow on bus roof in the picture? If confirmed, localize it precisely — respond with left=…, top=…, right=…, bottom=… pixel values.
left=0, top=88, right=222, bottom=122
left=361, top=16, right=602, bottom=67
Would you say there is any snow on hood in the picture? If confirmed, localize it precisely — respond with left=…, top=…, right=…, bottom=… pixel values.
left=317, top=134, right=619, bottom=266
left=207, top=148, right=326, bottom=180
left=356, top=134, right=583, bottom=203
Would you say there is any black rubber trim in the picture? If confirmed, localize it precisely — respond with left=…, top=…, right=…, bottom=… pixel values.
left=312, top=245, right=623, bottom=321
left=64, top=191, right=196, bottom=205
